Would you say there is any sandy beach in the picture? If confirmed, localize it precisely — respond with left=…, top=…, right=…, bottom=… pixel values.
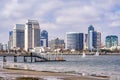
left=0, top=68, right=109, bottom=80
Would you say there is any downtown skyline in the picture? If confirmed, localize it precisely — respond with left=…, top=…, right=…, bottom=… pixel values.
left=0, top=0, right=120, bottom=43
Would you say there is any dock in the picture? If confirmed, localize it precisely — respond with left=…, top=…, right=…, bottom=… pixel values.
left=0, top=53, right=66, bottom=63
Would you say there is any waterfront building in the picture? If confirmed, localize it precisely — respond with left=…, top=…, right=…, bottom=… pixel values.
left=8, top=31, right=13, bottom=49
left=106, top=35, right=118, bottom=48
left=84, top=34, right=88, bottom=50
left=13, top=24, right=25, bottom=49
left=88, top=25, right=94, bottom=50
left=40, top=30, right=48, bottom=47
left=96, top=32, right=101, bottom=50
left=0, top=43, right=3, bottom=51
left=66, top=32, right=84, bottom=50
left=88, top=25, right=101, bottom=50
left=49, top=38, right=65, bottom=50
left=93, top=31, right=97, bottom=49
left=25, top=20, right=40, bottom=51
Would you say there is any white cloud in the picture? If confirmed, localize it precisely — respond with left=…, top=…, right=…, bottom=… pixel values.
left=2, top=0, right=20, bottom=17
left=0, top=0, right=120, bottom=43
left=55, top=6, right=100, bottom=25
left=40, top=23, right=57, bottom=30
left=110, top=21, right=120, bottom=27
left=1, top=0, right=34, bottom=18
left=33, top=0, right=64, bottom=20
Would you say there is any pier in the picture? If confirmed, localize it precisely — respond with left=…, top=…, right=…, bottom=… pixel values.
left=0, top=53, right=65, bottom=63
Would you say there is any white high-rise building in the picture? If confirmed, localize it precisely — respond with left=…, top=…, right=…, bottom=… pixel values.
left=84, top=34, right=88, bottom=50
left=25, top=20, right=40, bottom=51
left=13, top=24, right=25, bottom=49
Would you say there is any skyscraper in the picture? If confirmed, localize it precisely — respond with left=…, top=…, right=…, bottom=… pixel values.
left=88, top=25, right=94, bottom=50
left=106, top=35, right=118, bottom=48
left=96, top=32, right=101, bottom=50
left=13, top=24, right=25, bottom=49
left=40, top=30, right=48, bottom=47
left=0, top=43, right=3, bottom=50
left=88, top=25, right=101, bottom=50
left=66, top=32, right=84, bottom=50
left=93, top=31, right=97, bottom=49
left=8, top=31, right=13, bottom=49
left=84, top=34, right=88, bottom=50
left=25, top=20, right=40, bottom=51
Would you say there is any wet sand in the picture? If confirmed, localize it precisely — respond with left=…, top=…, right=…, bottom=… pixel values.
left=63, top=76, right=109, bottom=80
left=0, top=68, right=109, bottom=80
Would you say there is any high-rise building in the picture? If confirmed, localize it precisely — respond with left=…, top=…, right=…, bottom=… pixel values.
left=66, top=32, right=84, bottom=50
left=96, top=32, right=101, bottom=50
left=88, top=25, right=94, bottom=50
left=93, top=31, right=97, bottom=49
left=49, top=38, right=65, bottom=50
left=13, top=24, right=25, bottom=49
left=0, top=43, right=3, bottom=50
left=25, top=20, right=40, bottom=51
left=84, top=34, right=88, bottom=50
left=40, top=30, right=48, bottom=47
left=8, top=31, right=13, bottom=49
left=106, top=35, right=118, bottom=48
left=88, top=25, right=101, bottom=50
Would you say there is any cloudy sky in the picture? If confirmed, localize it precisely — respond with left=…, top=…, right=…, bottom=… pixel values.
left=0, top=0, right=120, bottom=44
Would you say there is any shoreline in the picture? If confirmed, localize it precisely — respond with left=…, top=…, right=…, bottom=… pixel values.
left=53, top=53, right=120, bottom=55
left=0, top=68, right=110, bottom=80
left=0, top=53, right=120, bottom=56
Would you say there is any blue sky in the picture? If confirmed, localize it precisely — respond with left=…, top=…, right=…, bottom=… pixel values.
left=0, top=0, right=120, bottom=44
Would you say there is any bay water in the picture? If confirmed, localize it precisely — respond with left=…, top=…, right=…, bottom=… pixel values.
left=0, top=54, right=120, bottom=80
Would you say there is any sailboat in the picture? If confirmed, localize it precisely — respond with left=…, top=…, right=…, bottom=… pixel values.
left=95, top=50, right=99, bottom=56
left=82, top=51, right=86, bottom=57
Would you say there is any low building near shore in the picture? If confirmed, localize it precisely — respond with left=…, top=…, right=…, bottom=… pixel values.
left=110, top=46, right=120, bottom=51
left=29, top=47, right=51, bottom=53
left=29, top=47, right=44, bottom=53
left=48, top=38, right=65, bottom=51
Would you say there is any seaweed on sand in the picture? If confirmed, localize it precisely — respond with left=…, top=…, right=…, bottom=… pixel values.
left=16, top=77, right=43, bottom=80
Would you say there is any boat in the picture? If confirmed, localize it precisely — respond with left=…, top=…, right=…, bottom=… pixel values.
left=82, top=52, right=86, bottom=57
left=95, top=50, right=99, bottom=56
left=54, top=57, right=66, bottom=61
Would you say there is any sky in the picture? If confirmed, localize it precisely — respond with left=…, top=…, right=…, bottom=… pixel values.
left=0, top=0, right=120, bottom=44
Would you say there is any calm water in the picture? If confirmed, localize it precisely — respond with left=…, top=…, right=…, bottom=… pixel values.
left=0, top=54, right=120, bottom=79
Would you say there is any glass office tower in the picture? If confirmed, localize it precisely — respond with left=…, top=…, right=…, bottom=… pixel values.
left=66, top=32, right=84, bottom=50
left=40, top=30, right=48, bottom=47
left=106, top=35, right=118, bottom=48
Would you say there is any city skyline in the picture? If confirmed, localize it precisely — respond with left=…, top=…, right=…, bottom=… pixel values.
left=0, top=0, right=120, bottom=43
